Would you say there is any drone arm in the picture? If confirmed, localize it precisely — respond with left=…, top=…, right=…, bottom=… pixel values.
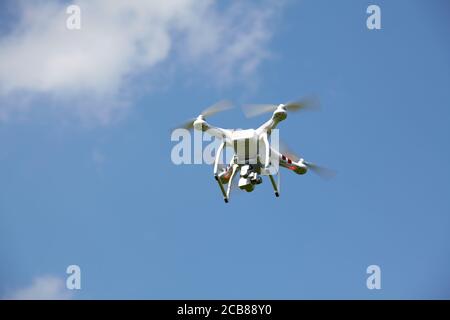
left=204, top=126, right=228, bottom=140
left=255, top=110, right=286, bottom=136
left=270, top=147, right=308, bottom=175
left=256, top=118, right=277, bottom=135
left=194, top=119, right=231, bottom=141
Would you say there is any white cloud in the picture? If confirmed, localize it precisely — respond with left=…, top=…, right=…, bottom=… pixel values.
left=0, top=0, right=282, bottom=124
left=6, top=276, right=72, bottom=300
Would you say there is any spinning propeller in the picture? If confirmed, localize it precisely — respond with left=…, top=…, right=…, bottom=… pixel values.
left=178, top=100, right=234, bottom=130
left=242, top=96, right=320, bottom=118
left=279, top=141, right=336, bottom=180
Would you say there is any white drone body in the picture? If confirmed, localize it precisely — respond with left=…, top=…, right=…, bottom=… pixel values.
left=179, top=98, right=330, bottom=203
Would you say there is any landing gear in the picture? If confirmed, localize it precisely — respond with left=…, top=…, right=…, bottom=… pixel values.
left=215, top=175, right=228, bottom=203
left=269, top=174, right=280, bottom=198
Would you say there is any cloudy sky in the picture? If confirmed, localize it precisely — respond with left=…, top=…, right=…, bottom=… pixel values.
left=0, top=0, right=279, bottom=124
left=1, top=0, right=450, bottom=299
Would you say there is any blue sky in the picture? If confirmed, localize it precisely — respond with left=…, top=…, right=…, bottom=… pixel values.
left=1, top=0, right=450, bottom=299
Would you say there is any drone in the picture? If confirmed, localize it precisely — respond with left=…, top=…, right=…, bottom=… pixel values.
left=176, top=98, right=334, bottom=203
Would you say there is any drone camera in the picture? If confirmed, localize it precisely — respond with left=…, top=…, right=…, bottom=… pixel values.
left=238, top=177, right=255, bottom=192
left=238, top=165, right=262, bottom=192
left=247, top=171, right=262, bottom=184
left=240, top=164, right=253, bottom=178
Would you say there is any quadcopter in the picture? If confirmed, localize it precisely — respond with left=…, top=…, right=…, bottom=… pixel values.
left=176, top=98, right=333, bottom=203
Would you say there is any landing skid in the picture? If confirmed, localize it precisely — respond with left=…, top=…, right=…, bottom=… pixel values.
left=269, top=174, right=280, bottom=198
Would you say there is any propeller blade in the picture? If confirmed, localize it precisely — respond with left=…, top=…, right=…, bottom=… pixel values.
left=304, top=161, right=336, bottom=180
left=201, top=100, right=234, bottom=118
left=174, top=100, right=233, bottom=130
left=284, top=96, right=320, bottom=112
left=278, top=140, right=335, bottom=180
left=242, top=96, right=320, bottom=118
left=178, top=118, right=196, bottom=130
left=242, top=104, right=277, bottom=118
